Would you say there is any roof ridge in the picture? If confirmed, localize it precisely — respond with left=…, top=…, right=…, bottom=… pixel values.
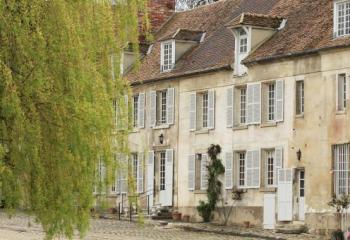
left=175, top=0, right=229, bottom=13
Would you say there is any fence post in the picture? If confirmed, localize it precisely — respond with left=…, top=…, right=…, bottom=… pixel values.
left=129, top=203, right=132, bottom=222
left=147, top=195, right=150, bottom=215
left=118, top=203, right=121, bottom=220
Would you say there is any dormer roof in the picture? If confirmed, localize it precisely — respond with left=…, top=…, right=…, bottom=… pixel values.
left=159, top=29, right=205, bottom=42
left=227, top=12, right=284, bottom=29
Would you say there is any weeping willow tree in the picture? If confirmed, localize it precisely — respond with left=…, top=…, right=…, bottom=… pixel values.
left=0, top=0, right=149, bottom=239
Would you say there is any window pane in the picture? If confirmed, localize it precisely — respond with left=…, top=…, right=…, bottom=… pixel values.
left=239, top=152, right=245, bottom=187
left=240, top=88, right=246, bottom=124
left=268, top=83, right=275, bottom=121
left=160, top=152, right=166, bottom=191
left=133, top=95, right=139, bottom=127
left=296, top=80, right=304, bottom=115
left=202, top=92, right=209, bottom=128
left=333, top=144, right=350, bottom=196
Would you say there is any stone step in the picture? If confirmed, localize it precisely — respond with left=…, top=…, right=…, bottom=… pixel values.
left=275, top=222, right=307, bottom=234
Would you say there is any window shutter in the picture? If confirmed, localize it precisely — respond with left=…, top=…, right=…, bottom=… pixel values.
left=147, top=151, right=154, bottom=206
left=253, top=83, right=261, bottom=124
left=246, top=150, right=260, bottom=188
left=160, top=43, right=164, bottom=72
left=123, top=95, right=129, bottom=130
left=275, top=80, right=284, bottom=122
left=226, top=87, right=234, bottom=128
left=208, top=90, right=215, bottom=129
left=188, top=154, right=196, bottom=190
left=189, top=93, right=196, bottom=131
left=277, top=168, right=293, bottom=221
left=138, top=93, right=145, bottom=128
left=247, top=84, right=254, bottom=124
left=274, top=147, right=283, bottom=185
left=225, top=152, right=233, bottom=189
left=149, top=91, right=157, bottom=127
left=120, top=155, right=128, bottom=194
left=137, top=153, right=144, bottom=193
left=201, top=154, right=209, bottom=190
left=166, top=88, right=175, bottom=125
left=165, top=149, right=174, bottom=206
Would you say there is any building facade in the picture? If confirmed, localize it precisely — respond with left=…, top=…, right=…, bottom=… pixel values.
left=111, top=0, right=350, bottom=234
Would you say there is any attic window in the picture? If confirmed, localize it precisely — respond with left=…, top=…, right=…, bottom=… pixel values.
left=334, top=0, right=350, bottom=37
left=161, top=41, right=175, bottom=72
left=239, top=29, right=248, bottom=53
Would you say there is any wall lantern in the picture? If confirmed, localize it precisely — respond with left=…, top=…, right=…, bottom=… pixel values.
left=296, top=149, right=302, bottom=161
left=159, top=134, right=164, bottom=144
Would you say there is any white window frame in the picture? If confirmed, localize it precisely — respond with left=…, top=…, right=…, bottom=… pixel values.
left=159, top=151, right=166, bottom=191
left=267, top=83, right=276, bottom=122
left=133, top=95, right=139, bottom=128
left=160, top=41, right=175, bottom=72
left=237, top=152, right=246, bottom=189
left=265, top=149, right=275, bottom=187
left=233, top=27, right=251, bottom=76
left=296, top=80, right=305, bottom=116
left=240, top=87, right=247, bottom=124
left=202, top=91, right=209, bottom=128
left=333, top=143, right=350, bottom=197
left=334, top=0, right=350, bottom=38
left=337, top=73, right=348, bottom=112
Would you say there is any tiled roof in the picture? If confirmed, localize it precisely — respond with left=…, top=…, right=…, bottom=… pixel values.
left=159, top=29, right=204, bottom=42
left=127, top=0, right=350, bottom=84
left=227, top=12, right=284, bottom=29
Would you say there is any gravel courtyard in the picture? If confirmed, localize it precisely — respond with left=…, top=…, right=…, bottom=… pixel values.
left=0, top=212, right=253, bottom=240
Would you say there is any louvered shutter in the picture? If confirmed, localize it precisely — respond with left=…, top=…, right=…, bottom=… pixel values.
left=160, top=43, right=164, bottom=72
left=150, top=91, right=157, bottom=127
left=165, top=149, right=174, bottom=206
left=274, top=147, right=283, bottom=185
left=138, top=93, right=145, bottom=128
left=189, top=93, right=196, bottom=131
left=166, top=88, right=175, bottom=125
left=253, top=83, right=261, bottom=124
left=247, top=84, right=254, bottom=124
left=225, top=152, right=233, bottom=189
left=226, top=87, right=234, bottom=128
left=208, top=90, right=215, bottom=129
left=137, top=153, right=144, bottom=193
left=246, top=150, right=260, bottom=188
left=147, top=151, right=154, bottom=207
left=278, top=168, right=293, bottom=221
left=275, top=80, right=284, bottom=122
left=188, top=154, right=196, bottom=190
left=201, top=154, right=209, bottom=190
left=121, top=155, right=128, bottom=194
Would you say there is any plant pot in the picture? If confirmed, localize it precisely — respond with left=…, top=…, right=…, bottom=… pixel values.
left=172, top=212, right=182, bottom=221
left=182, top=215, right=190, bottom=222
left=243, top=221, right=250, bottom=228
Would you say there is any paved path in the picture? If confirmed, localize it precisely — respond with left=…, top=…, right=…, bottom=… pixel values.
left=0, top=213, right=251, bottom=240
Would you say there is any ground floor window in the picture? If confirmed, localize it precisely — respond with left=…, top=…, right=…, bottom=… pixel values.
left=265, top=150, right=275, bottom=187
left=238, top=152, right=245, bottom=187
left=159, top=151, right=166, bottom=191
left=333, top=143, right=350, bottom=196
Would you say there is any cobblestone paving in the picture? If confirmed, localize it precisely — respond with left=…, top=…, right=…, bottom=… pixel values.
left=0, top=212, right=252, bottom=240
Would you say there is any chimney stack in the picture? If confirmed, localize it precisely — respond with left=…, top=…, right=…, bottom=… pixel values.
left=148, top=0, right=175, bottom=33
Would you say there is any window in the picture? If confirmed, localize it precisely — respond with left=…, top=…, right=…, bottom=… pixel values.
left=150, top=88, right=175, bottom=127
left=161, top=41, right=175, bottom=72
left=132, top=153, right=138, bottom=181
left=114, top=95, right=129, bottom=130
left=268, top=83, right=276, bottom=121
left=188, top=153, right=208, bottom=190
left=337, top=73, right=347, bottom=112
left=296, top=80, right=305, bottom=115
left=334, top=1, right=350, bottom=37
left=265, top=150, right=275, bottom=187
left=333, top=143, right=350, bottom=196
left=133, top=95, right=139, bottom=128
left=239, top=29, right=248, bottom=54
left=238, top=152, right=246, bottom=187
left=202, top=92, right=209, bottom=128
left=159, top=151, right=166, bottom=191
left=157, top=90, right=167, bottom=125
left=240, top=88, right=247, bottom=124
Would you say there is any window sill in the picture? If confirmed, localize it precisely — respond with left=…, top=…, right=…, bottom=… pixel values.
left=153, top=124, right=170, bottom=130
left=295, top=114, right=304, bottom=119
left=336, top=110, right=346, bottom=115
left=194, top=190, right=207, bottom=194
left=233, top=125, right=248, bottom=131
left=259, top=187, right=277, bottom=193
left=194, top=129, right=210, bottom=135
left=131, top=128, right=140, bottom=133
left=260, top=122, right=277, bottom=128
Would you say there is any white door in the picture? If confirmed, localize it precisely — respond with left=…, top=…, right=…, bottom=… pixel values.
left=147, top=151, right=154, bottom=208
left=298, top=170, right=305, bottom=221
left=159, top=150, right=173, bottom=206
left=263, top=194, right=276, bottom=229
left=278, top=168, right=293, bottom=221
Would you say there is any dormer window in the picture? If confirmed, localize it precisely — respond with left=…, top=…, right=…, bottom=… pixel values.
left=161, top=41, right=175, bottom=72
left=239, top=29, right=248, bottom=54
left=334, top=0, right=350, bottom=37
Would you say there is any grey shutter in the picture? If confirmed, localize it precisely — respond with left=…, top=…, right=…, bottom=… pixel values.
left=252, top=150, right=260, bottom=187
left=246, top=150, right=260, bottom=188
left=166, top=88, right=175, bottom=125
left=189, top=93, right=196, bottom=131
left=188, top=154, right=196, bottom=190
left=208, top=90, right=215, bottom=129
left=275, top=80, right=284, bottom=122
left=247, top=84, right=254, bottom=124
left=226, top=87, right=234, bottom=128
left=147, top=151, right=154, bottom=207
left=120, top=155, right=128, bottom=194
left=150, top=91, right=157, bottom=127
left=274, top=147, right=283, bottom=185
left=165, top=149, right=174, bottom=206
left=225, top=152, right=233, bottom=189
left=138, top=93, right=145, bottom=128
left=253, top=83, right=261, bottom=124
left=200, top=154, right=209, bottom=190
left=137, top=153, right=144, bottom=193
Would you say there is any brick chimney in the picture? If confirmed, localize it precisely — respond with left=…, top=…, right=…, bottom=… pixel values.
left=149, top=0, right=175, bottom=33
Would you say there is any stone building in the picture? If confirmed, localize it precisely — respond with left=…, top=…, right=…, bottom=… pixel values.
left=110, top=0, right=350, bottom=234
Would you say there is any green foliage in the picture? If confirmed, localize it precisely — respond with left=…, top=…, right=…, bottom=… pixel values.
left=197, top=144, right=225, bottom=222
left=329, top=194, right=350, bottom=213
left=0, top=0, right=149, bottom=239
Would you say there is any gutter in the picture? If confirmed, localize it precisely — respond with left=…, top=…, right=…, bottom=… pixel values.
left=130, top=65, right=232, bottom=86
